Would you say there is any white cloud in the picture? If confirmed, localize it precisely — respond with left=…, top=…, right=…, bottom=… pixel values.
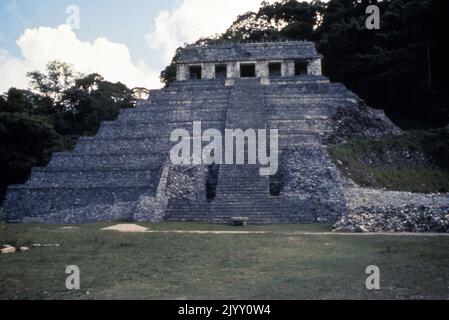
left=146, top=0, right=278, bottom=65
left=0, top=49, right=31, bottom=92
left=0, top=25, right=162, bottom=94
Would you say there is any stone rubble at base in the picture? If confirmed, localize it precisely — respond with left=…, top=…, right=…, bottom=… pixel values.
left=333, top=205, right=449, bottom=233
left=333, top=180, right=449, bottom=233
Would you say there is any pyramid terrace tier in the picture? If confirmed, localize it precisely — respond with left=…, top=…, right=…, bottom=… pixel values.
left=2, top=73, right=389, bottom=224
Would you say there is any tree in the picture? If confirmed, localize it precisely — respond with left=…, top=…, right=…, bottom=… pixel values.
left=160, top=47, right=182, bottom=87
left=0, top=112, right=62, bottom=201
left=0, top=95, right=6, bottom=113
left=316, top=0, right=449, bottom=127
left=0, top=88, right=34, bottom=114
left=27, top=61, right=79, bottom=103
left=60, top=74, right=136, bottom=135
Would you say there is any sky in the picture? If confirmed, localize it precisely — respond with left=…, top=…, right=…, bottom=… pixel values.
left=0, top=0, right=281, bottom=93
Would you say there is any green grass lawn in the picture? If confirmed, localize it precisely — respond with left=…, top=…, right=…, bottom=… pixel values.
left=1, top=222, right=449, bottom=300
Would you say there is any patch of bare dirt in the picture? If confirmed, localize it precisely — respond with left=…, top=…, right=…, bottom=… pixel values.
left=101, top=224, right=149, bottom=233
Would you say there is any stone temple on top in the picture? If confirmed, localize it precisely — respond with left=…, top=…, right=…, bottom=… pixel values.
left=2, top=41, right=399, bottom=224
left=176, top=41, right=323, bottom=83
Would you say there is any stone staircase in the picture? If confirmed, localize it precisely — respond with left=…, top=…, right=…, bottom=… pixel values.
left=207, top=79, right=309, bottom=223
left=164, top=78, right=348, bottom=224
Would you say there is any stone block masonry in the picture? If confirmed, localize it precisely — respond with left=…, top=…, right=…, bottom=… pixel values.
left=1, top=42, right=400, bottom=224
left=177, top=41, right=322, bottom=81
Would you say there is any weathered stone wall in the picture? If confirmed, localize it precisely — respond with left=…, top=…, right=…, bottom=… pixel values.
left=134, top=160, right=171, bottom=222
left=203, top=63, right=215, bottom=80
left=285, top=60, right=295, bottom=77
left=178, top=59, right=322, bottom=81
left=256, top=61, right=269, bottom=78
left=164, top=77, right=356, bottom=224
left=176, top=41, right=323, bottom=81
left=280, top=146, right=347, bottom=222
left=178, top=41, right=321, bottom=64
left=176, top=64, right=189, bottom=81
left=227, top=62, right=239, bottom=79
left=308, top=58, right=322, bottom=76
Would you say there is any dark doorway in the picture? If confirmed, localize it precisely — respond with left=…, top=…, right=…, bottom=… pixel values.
left=269, top=62, right=282, bottom=77
left=295, top=60, right=308, bottom=76
left=206, top=165, right=220, bottom=202
left=240, top=63, right=256, bottom=78
left=215, top=64, right=227, bottom=79
left=189, top=65, right=202, bottom=80
left=269, top=173, right=283, bottom=197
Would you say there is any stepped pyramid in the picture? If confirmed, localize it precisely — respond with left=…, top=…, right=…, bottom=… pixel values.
left=2, top=41, right=394, bottom=224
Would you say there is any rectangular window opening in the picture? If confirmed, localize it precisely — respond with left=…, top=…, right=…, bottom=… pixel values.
left=189, top=65, right=202, bottom=80
left=215, top=65, right=227, bottom=79
left=295, top=60, right=308, bottom=76
left=240, top=63, right=256, bottom=78
left=269, top=62, right=282, bottom=77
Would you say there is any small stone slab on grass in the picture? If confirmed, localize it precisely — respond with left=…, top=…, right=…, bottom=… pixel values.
left=1, top=245, right=16, bottom=254
left=230, top=217, right=249, bottom=226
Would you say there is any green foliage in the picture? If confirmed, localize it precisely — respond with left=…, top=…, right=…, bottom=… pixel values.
left=28, top=61, right=78, bottom=102
left=0, top=112, right=62, bottom=200
left=219, top=0, right=323, bottom=42
left=61, top=74, right=135, bottom=135
left=316, top=0, right=449, bottom=127
left=0, top=88, right=34, bottom=113
left=160, top=47, right=182, bottom=87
